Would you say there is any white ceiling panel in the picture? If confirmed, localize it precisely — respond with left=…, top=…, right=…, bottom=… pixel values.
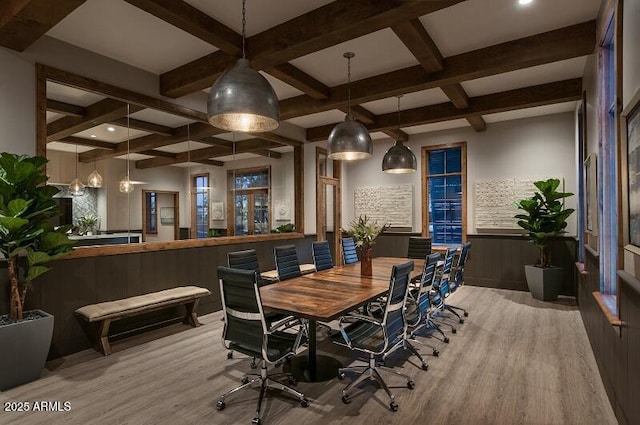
left=403, top=119, right=470, bottom=135
left=290, top=28, right=418, bottom=86
left=155, top=141, right=213, bottom=153
left=213, top=133, right=255, bottom=142
left=114, top=153, right=154, bottom=161
left=129, top=109, right=196, bottom=128
left=46, top=81, right=105, bottom=106
left=286, top=110, right=346, bottom=128
left=47, top=141, right=95, bottom=153
left=260, top=72, right=305, bottom=100
left=420, top=0, right=601, bottom=57
left=213, top=153, right=255, bottom=162
left=271, top=146, right=294, bottom=153
left=184, top=0, right=334, bottom=36
left=72, top=124, right=149, bottom=142
left=461, top=56, right=588, bottom=97
left=47, top=0, right=217, bottom=74
left=370, top=132, right=390, bottom=140
left=361, top=88, right=450, bottom=115
left=483, top=102, right=577, bottom=123
left=46, top=111, right=64, bottom=123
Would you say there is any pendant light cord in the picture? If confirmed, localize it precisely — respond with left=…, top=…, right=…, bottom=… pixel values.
left=126, top=103, right=130, bottom=178
left=241, top=0, right=246, bottom=59
left=75, top=142, right=79, bottom=178
left=347, top=55, right=352, bottom=117
left=397, top=95, right=402, bottom=130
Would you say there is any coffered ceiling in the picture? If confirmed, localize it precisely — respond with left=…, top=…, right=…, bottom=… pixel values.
left=0, top=0, right=601, bottom=168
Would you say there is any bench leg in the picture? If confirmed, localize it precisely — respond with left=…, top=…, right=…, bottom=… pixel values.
left=183, top=299, right=201, bottom=327
left=95, top=319, right=112, bottom=356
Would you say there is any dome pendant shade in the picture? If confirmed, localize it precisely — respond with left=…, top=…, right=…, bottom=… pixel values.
left=119, top=176, right=134, bottom=193
left=207, top=59, right=279, bottom=132
left=69, top=177, right=85, bottom=196
left=87, top=169, right=103, bottom=188
left=327, top=116, right=373, bottom=161
left=382, top=140, right=417, bottom=173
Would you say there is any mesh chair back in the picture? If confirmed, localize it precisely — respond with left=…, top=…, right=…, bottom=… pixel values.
left=218, top=266, right=264, bottom=355
left=407, top=237, right=432, bottom=259
left=341, top=237, right=359, bottom=265
left=415, top=253, right=441, bottom=320
left=228, top=249, right=260, bottom=273
left=435, top=248, right=455, bottom=298
left=452, top=242, right=471, bottom=288
left=382, top=261, right=414, bottom=344
left=274, top=245, right=302, bottom=281
left=312, top=241, right=334, bottom=271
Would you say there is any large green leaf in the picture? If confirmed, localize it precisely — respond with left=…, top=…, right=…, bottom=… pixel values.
left=6, top=198, right=32, bottom=217
left=0, top=215, right=29, bottom=233
left=27, top=250, right=51, bottom=266
left=26, top=265, right=50, bottom=282
left=39, top=231, right=75, bottom=251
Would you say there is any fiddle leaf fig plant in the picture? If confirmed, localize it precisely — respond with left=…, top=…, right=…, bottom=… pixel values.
left=514, top=178, right=574, bottom=268
left=0, top=153, right=75, bottom=321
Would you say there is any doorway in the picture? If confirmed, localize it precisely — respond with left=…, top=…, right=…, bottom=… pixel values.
left=316, top=148, right=342, bottom=264
left=142, top=190, right=179, bottom=242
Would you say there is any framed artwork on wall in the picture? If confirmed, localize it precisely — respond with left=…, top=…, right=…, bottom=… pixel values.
left=625, top=99, right=640, bottom=247
left=584, top=153, right=598, bottom=234
left=211, top=201, right=224, bottom=221
left=160, top=207, right=174, bottom=225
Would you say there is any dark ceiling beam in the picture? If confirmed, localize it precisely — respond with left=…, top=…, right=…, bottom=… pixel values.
left=0, top=0, right=86, bottom=51
left=140, top=149, right=176, bottom=158
left=160, top=0, right=465, bottom=97
left=381, top=129, right=409, bottom=142
left=46, top=99, right=86, bottom=117
left=198, top=136, right=283, bottom=159
left=264, top=63, right=330, bottom=100
left=79, top=122, right=224, bottom=162
left=195, top=159, right=224, bottom=167
left=40, top=65, right=208, bottom=123
left=282, top=21, right=595, bottom=120
left=47, top=99, right=144, bottom=142
left=123, top=0, right=242, bottom=56
left=306, top=79, right=582, bottom=141
left=110, top=117, right=174, bottom=137
left=247, top=132, right=303, bottom=147
left=56, top=136, right=116, bottom=150
left=340, top=105, right=376, bottom=125
left=394, top=18, right=487, bottom=130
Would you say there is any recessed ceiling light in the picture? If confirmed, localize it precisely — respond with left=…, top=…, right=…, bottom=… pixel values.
left=107, top=126, right=115, bottom=132
left=519, top=0, right=533, bottom=5
left=90, top=134, right=97, bottom=138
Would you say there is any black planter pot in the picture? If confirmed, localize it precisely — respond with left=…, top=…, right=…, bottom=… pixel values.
left=0, top=310, right=54, bottom=391
left=524, top=265, right=564, bottom=301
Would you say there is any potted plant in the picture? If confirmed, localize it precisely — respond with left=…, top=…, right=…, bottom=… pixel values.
left=78, top=214, right=98, bottom=235
left=345, top=215, right=390, bottom=276
left=514, top=178, right=574, bottom=301
left=0, top=153, right=75, bottom=390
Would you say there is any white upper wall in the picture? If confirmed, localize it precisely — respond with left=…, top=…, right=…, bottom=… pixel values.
left=340, top=112, right=577, bottom=236
left=623, top=0, right=640, bottom=110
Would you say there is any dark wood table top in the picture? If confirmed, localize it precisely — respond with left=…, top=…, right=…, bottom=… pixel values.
left=260, top=257, right=423, bottom=322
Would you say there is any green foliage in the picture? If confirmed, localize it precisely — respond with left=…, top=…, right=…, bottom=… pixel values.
left=345, top=215, right=390, bottom=252
left=275, top=223, right=296, bottom=233
left=514, top=178, right=575, bottom=267
left=0, top=152, right=75, bottom=320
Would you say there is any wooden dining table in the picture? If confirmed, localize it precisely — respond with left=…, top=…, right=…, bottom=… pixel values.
left=260, top=257, right=423, bottom=382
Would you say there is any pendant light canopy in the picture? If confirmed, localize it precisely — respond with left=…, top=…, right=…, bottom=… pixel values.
left=119, top=105, right=134, bottom=194
left=327, top=52, right=372, bottom=161
left=382, top=96, right=416, bottom=173
left=69, top=143, right=85, bottom=196
left=207, top=0, right=279, bottom=132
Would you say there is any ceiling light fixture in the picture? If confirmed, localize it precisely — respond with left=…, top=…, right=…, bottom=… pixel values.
left=69, top=143, right=85, bottom=196
left=107, top=126, right=115, bottom=132
left=327, top=52, right=372, bottom=161
left=119, top=105, right=134, bottom=194
left=382, top=95, right=416, bottom=174
left=518, top=0, right=533, bottom=5
left=207, top=0, right=279, bottom=132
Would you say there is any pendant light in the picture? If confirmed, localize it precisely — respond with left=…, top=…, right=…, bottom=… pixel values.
left=87, top=154, right=103, bottom=188
left=119, top=105, right=134, bottom=193
left=382, top=95, right=417, bottom=173
left=69, top=143, right=85, bottom=196
left=207, top=0, right=279, bottom=132
left=327, top=52, right=372, bottom=161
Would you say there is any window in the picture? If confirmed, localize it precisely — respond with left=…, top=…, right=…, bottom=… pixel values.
left=145, top=191, right=157, bottom=234
left=227, top=167, right=270, bottom=236
left=598, top=15, right=619, bottom=296
left=422, top=143, right=466, bottom=245
left=191, top=173, right=209, bottom=239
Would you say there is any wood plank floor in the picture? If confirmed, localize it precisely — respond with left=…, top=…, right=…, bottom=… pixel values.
left=0, top=286, right=617, bottom=425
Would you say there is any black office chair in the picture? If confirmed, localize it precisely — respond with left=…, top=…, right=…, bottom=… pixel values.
left=216, top=266, right=308, bottom=424
left=446, top=242, right=471, bottom=318
left=341, top=237, right=358, bottom=265
left=406, top=253, right=449, bottom=356
left=228, top=249, right=260, bottom=273
left=430, top=248, right=464, bottom=333
left=312, top=240, right=333, bottom=271
left=407, top=237, right=431, bottom=259
left=334, top=260, right=416, bottom=411
left=274, top=245, right=302, bottom=281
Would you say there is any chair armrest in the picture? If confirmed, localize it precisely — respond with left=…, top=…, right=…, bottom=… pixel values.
left=338, top=313, right=383, bottom=348
left=267, top=315, right=302, bottom=333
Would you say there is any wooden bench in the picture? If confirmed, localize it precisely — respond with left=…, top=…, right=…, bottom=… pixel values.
left=75, top=286, right=211, bottom=355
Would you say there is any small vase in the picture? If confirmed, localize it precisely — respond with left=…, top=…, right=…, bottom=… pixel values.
left=360, top=248, right=373, bottom=277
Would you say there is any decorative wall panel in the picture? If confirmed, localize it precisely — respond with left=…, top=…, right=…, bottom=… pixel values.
left=474, top=179, right=543, bottom=230
left=354, top=185, right=412, bottom=228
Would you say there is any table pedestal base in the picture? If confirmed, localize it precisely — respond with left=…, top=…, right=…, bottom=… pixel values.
left=285, top=354, right=341, bottom=382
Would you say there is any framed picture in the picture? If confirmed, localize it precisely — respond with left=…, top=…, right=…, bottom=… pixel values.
left=625, top=98, right=640, bottom=247
left=160, top=207, right=174, bottom=225
left=584, top=153, right=597, bottom=234
left=211, top=201, right=224, bottom=221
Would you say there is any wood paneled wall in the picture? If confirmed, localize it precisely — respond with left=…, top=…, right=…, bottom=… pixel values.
left=0, top=235, right=316, bottom=359
left=578, top=248, right=640, bottom=425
